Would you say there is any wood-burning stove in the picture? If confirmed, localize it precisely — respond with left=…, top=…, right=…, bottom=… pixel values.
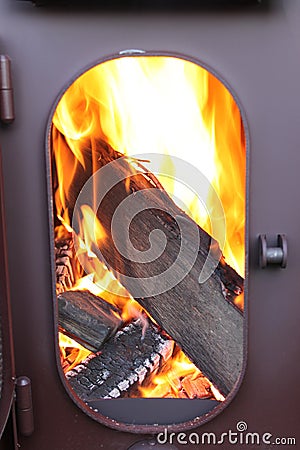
left=0, top=0, right=300, bottom=449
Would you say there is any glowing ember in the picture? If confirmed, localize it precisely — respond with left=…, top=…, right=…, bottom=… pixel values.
left=138, top=346, right=225, bottom=400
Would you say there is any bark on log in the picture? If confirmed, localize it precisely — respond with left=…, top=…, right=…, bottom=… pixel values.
left=52, top=127, right=244, bottom=396
left=55, top=238, right=75, bottom=294
left=58, top=290, right=123, bottom=352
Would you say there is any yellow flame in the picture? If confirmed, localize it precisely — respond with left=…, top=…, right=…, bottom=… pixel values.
left=53, top=55, right=246, bottom=398
left=53, top=55, right=245, bottom=278
left=75, top=205, right=106, bottom=258
left=59, top=332, right=91, bottom=373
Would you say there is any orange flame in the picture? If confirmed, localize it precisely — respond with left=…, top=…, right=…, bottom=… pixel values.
left=138, top=347, right=225, bottom=400
left=53, top=56, right=245, bottom=278
left=59, top=332, right=91, bottom=373
left=53, top=55, right=245, bottom=399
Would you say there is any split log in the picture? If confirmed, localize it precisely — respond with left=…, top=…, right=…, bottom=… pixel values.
left=65, top=319, right=174, bottom=401
left=96, top=175, right=244, bottom=397
left=52, top=128, right=244, bottom=396
left=58, top=290, right=123, bottom=352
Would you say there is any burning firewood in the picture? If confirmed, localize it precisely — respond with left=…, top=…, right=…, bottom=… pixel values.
left=58, top=290, right=123, bottom=352
left=65, top=319, right=174, bottom=401
left=52, top=128, right=244, bottom=397
left=181, top=375, right=212, bottom=399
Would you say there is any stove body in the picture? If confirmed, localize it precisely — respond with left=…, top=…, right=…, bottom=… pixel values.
left=0, top=0, right=300, bottom=448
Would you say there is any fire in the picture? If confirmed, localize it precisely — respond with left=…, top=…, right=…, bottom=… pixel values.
left=59, top=332, right=91, bottom=373
left=70, top=204, right=145, bottom=322
left=53, top=56, right=245, bottom=278
left=70, top=271, right=144, bottom=324
left=52, top=55, right=245, bottom=399
left=138, top=346, right=225, bottom=401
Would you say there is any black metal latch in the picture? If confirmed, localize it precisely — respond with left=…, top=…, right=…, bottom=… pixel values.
left=258, top=234, right=287, bottom=268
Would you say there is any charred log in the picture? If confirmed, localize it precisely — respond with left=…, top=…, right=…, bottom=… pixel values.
left=58, top=290, right=123, bottom=352
left=65, top=319, right=174, bottom=401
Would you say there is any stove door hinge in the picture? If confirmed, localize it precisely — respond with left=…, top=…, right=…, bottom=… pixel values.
left=0, top=55, right=15, bottom=124
left=14, top=376, right=34, bottom=437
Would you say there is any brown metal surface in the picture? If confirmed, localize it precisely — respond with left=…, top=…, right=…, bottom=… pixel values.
left=0, top=0, right=299, bottom=448
left=0, top=149, right=15, bottom=442
left=23, top=0, right=266, bottom=9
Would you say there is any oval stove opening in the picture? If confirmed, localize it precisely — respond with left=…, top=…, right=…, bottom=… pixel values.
left=46, top=52, right=248, bottom=433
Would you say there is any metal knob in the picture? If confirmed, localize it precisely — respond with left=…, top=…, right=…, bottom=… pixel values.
left=259, top=234, right=287, bottom=268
